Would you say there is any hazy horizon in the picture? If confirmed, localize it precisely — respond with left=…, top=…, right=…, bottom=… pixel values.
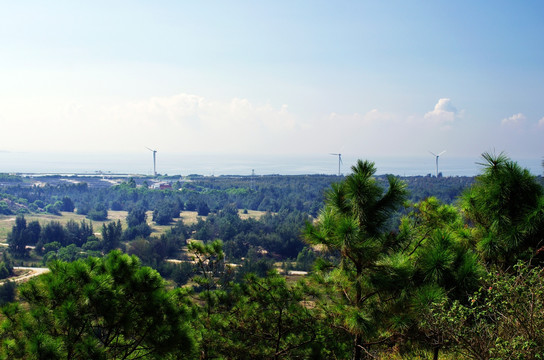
left=1, top=151, right=541, bottom=177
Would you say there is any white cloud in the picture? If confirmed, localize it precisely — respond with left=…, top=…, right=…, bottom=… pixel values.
left=0, top=93, right=299, bottom=154
left=501, top=113, right=525, bottom=127
left=424, top=98, right=458, bottom=124
left=2, top=93, right=540, bottom=160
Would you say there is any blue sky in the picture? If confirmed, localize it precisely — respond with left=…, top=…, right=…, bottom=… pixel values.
left=1, top=1, right=543, bottom=162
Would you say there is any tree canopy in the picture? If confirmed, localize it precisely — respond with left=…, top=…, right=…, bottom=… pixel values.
left=0, top=251, right=195, bottom=359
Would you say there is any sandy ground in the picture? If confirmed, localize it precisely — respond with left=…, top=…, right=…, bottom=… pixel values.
left=0, top=266, right=50, bottom=284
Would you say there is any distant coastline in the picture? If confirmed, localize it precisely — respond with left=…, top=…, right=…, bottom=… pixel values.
left=0, top=152, right=541, bottom=177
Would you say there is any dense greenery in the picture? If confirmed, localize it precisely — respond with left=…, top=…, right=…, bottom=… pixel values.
left=0, top=173, right=477, bottom=220
left=0, top=251, right=195, bottom=359
left=0, top=153, right=543, bottom=359
left=306, top=160, right=409, bottom=359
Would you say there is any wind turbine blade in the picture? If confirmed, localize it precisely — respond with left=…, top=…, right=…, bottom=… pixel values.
left=429, top=151, right=437, bottom=157
left=438, top=150, right=446, bottom=156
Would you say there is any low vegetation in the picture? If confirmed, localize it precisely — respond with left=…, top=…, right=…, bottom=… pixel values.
left=0, top=152, right=543, bottom=359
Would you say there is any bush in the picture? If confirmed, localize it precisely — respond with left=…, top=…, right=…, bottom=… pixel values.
left=427, top=262, right=544, bottom=359
left=87, top=204, right=108, bottom=221
left=82, top=240, right=102, bottom=251
left=0, top=281, right=16, bottom=305
left=0, top=263, right=10, bottom=280
left=60, top=197, right=75, bottom=212
left=153, top=201, right=180, bottom=225
left=76, top=202, right=90, bottom=215
left=0, top=201, right=12, bottom=215
left=197, top=202, right=210, bottom=216
left=123, top=223, right=152, bottom=241
left=44, top=203, right=60, bottom=215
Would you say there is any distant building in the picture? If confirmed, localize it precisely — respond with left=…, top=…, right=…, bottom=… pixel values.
left=150, top=182, right=172, bottom=190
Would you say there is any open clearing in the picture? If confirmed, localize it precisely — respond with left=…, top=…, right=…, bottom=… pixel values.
left=0, top=209, right=267, bottom=242
left=0, top=211, right=129, bottom=242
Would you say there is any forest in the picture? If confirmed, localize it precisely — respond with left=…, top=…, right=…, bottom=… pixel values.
left=0, top=152, right=543, bottom=359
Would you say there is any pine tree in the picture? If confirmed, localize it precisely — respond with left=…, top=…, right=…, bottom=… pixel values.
left=305, top=160, right=407, bottom=359
left=461, top=152, right=544, bottom=267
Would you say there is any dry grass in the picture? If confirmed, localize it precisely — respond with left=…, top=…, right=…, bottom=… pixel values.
left=238, top=209, right=267, bottom=220
left=0, top=208, right=268, bottom=242
left=0, top=216, right=16, bottom=241
left=179, top=211, right=203, bottom=225
left=0, top=211, right=129, bottom=241
left=175, top=209, right=267, bottom=226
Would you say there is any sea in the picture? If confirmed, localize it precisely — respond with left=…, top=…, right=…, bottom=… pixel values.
left=0, top=152, right=542, bottom=177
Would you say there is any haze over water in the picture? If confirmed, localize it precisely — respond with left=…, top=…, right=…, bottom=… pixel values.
left=0, top=152, right=541, bottom=177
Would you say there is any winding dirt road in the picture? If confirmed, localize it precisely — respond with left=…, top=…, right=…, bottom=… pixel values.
left=0, top=266, right=49, bottom=284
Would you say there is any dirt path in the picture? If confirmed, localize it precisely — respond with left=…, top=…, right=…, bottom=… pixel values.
left=0, top=266, right=49, bottom=284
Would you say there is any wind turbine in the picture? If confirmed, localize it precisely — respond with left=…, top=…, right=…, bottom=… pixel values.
left=429, top=150, right=446, bottom=177
left=330, top=153, right=342, bottom=176
left=146, top=147, right=157, bottom=176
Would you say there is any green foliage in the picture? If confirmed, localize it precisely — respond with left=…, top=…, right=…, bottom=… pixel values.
left=0, top=251, right=195, bottom=359
left=0, top=201, right=12, bottom=215
left=0, top=173, right=23, bottom=183
left=124, top=206, right=152, bottom=240
left=390, top=197, right=483, bottom=357
left=306, top=159, right=408, bottom=359
left=0, top=281, right=16, bottom=306
left=238, top=248, right=275, bottom=278
left=195, top=205, right=309, bottom=260
left=40, top=221, right=66, bottom=246
left=43, top=241, right=61, bottom=253
left=60, top=196, right=75, bottom=212
left=189, top=239, right=227, bottom=292
left=197, top=202, right=210, bottom=216
left=126, top=206, right=147, bottom=227
left=189, top=239, right=321, bottom=359
left=426, top=262, right=544, bottom=359
left=214, top=273, right=319, bottom=359
left=86, top=203, right=108, bottom=221
left=153, top=200, right=180, bottom=225
left=123, top=222, right=152, bottom=241
left=65, top=219, right=94, bottom=246
left=400, top=197, right=483, bottom=299
left=0, top=253, right=14, bottom=280
left=76, top=202, right=90, bottom=215
left=101, top=220, right=122, bottom=252
left=2, top=156, right=544, bottom=358
left=44, top=202, right=61, bottom=215
left=462, top=152, right=544, bottom=267
left=25, top=220, right=41, bottom=245
left=7, top=215, right=29, bottom=257
left=82, top=239, right=102, bottom=251
left=156, top=261, right=193, bottom=286
left=295, top=246, right=317, bottom=271
left=187, top=239, right=231, bottom=359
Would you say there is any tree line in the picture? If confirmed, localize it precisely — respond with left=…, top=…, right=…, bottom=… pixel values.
left=0, top=172, right=479, bottom=219
left=1, top=152, right=543, bottom=359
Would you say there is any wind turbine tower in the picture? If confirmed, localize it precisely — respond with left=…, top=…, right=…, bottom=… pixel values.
left=146, top=147, right=157, bottom=176
left=330, top=153, right=342, bottom=176
left=429, top=150, right=446, bottom=177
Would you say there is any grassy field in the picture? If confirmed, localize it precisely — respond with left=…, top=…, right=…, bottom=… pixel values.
left=0, top=209, right=268, bottom=242
left=238, top=209, right=267, bottom=220
left=0, top=211, right=129, bottom=242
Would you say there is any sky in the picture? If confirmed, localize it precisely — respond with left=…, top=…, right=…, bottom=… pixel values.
left=1, top=1, right=543, bottom=166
